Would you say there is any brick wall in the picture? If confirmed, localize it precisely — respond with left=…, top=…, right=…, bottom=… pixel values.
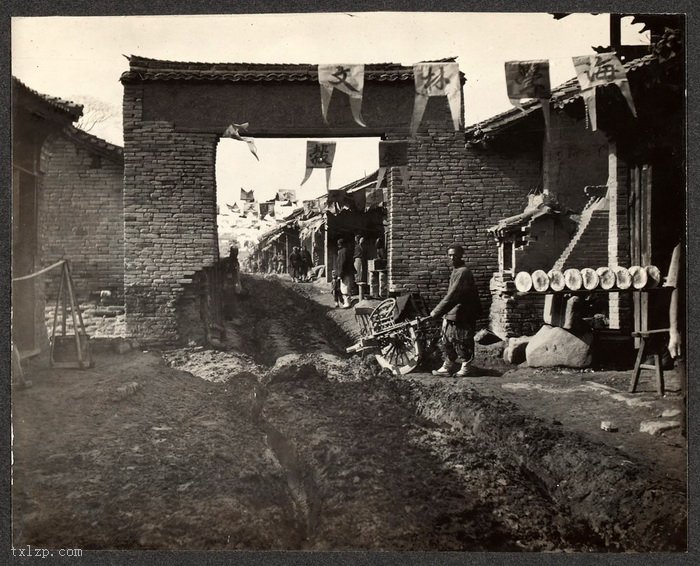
left=38, top=133, right=124, bottom=300
left=544, top=112, right=609, bottom=212
left=489, top=286, right=544, bottom=338
left=387, top=100, right=542, bottom=325
left=123, top=83, right=219, bottom=345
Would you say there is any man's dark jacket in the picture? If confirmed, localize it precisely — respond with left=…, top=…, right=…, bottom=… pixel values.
left=431, top=264, right=482, bottom=325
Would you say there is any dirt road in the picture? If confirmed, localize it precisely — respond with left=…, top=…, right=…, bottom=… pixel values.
left=12, top=274, right=686, bottom=551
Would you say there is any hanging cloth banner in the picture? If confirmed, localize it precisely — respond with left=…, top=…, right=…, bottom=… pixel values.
left=302, top=200, right=319, bottom=216
left=326, top=189, right=345, bottom=215
left=410, top=62, right=462, bottom=136
left=318, top=64, right=367, bottom=127
left=258, top=201, right=274, bottom=218
left=227, top=202, right=241, bottom=215
left=378, top=140, right=408, bottom=202
left=301, top=140, right=337, bottom=188
left=277, top=189, right=297, bottom=202
left=242, top=202, right=258, bottom=217
left=505, top=59, right=552, bottom=140
left=572, top=53, right=637, bottom=131
left=349, top=189, right=366, bottom=212
left=223, top=123, right=259, bottom=160
left=240, top=188, right=255, bottom=202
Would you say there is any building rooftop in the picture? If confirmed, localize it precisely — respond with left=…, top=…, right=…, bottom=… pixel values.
left=13, top=77, right=83, bottom=120
left=63, top=125, right=124, bottom=163
left=121, top=55, right=416, bottom=84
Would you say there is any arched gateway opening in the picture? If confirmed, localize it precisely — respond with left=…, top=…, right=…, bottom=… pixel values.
left=121, top=56, right=465, bottom=345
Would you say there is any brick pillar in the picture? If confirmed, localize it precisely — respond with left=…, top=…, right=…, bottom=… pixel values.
left=606, top=141, right=632, bottom=330
left=123, top=84, right=219, bottom=345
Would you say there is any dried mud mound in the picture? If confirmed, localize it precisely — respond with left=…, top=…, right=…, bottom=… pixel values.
left=393, top=377, right=687, bottom=551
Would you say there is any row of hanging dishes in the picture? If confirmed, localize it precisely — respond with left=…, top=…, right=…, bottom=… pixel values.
left=514, top=265, right=662, bottom=293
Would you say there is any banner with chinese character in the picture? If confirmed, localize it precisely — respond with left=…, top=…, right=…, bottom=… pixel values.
left=240, top=188, right=255, bottom=202
left=277, top=189, right=297, bottom=203
left=318, top=64, right=367, bottom=127
left=226, top=202, right=241, bottom=215
left=410, top=62, right=462, bottom=136
left=375, top=140, right=409, bottom=199
left=505, top=59, right=552, bottom=140
left=572, top=53, right=637, bottom=131
left=301, top=140, right=337, bottom=188
left=223, top=123, right=259, bottom=160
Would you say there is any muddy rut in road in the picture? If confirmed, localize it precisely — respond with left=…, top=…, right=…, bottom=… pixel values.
left=170, top=274, right=685, bottom=551
left=13, top=273, right=685, bottom=551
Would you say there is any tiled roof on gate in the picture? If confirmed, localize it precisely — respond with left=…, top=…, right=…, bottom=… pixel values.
left=465, top=53, right=657, bottom=139
left=121, top=55, right=416, bottom=83
left=63, top=125, right=124, bottom=163
left=13, top=77, right=83, bottom=120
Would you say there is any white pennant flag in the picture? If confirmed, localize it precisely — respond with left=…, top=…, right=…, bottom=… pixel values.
left=222, top=122, right=259, bottom=160
left=410, top=62, right=462, bottom=136
left=318, top=64, right=367, bottom=127
left=572, top=53, right=637, bottom=131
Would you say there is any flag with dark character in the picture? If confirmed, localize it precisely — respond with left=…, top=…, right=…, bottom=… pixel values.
left=301, top=140, right=337, bottom=189
left=372, top=140, right=409, bottom=209
left=318, top=64, right=367, bottom=127
left=505, top=59, right=552, bottom=139
left=572, top=53, right=637, bottom=131
left=240, top=188, right=255, bottom=202
left=258, top=201, right=274, bottom=218
left=411, top=62, right=462, bottom=136
left=223, top=122, right=259, bottom=160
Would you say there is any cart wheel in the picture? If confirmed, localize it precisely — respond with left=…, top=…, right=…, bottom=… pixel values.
left=375, top=325, right=422, bottom=375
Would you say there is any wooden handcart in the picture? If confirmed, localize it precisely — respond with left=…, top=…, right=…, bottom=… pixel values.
left=347, top=294, right=439, bottom=375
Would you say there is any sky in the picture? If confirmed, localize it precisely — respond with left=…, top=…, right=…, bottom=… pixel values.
left=11, top=12, right=647, bottom=204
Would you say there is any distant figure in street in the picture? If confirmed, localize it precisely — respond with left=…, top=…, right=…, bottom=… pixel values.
left=228, top=246, right=240, bottom=274
left=335, top=238, right=355, bottom=308
left=331, top=270, right=343, bottom=307
left=228, top=246, right=242, bottom=294
left=289, top=246, right=302, bottom=282
left=300, top=246, right=313, bottom=282
left=428, top=244, right=482, bottom=377
left=353, top=235, right=367, bottom=288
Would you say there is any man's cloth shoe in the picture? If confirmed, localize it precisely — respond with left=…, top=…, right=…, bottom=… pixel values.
left=454, top=363, right=475, bottom=377
left=432, top=363, right=454, bottom=376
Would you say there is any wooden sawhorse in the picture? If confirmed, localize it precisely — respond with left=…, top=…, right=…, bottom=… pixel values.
left=629, top=329, right=669, bottom=396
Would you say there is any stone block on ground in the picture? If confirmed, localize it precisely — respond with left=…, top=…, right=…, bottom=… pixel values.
left=525, top=324, right=592, bottom=368
left=503, top=336, right=531, bottom=365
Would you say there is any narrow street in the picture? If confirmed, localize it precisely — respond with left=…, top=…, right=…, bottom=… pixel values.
left=12, top=274, right=686, bottom=551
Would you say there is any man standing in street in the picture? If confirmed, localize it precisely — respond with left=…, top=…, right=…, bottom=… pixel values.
left=335, top=238, right=354, bottom=308
left=429, top=244, right=482, bottom=377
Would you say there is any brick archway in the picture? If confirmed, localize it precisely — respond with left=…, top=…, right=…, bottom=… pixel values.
left=120, top=56, right=464, bottom=345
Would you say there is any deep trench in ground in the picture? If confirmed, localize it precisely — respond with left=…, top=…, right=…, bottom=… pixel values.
left=165, top=273, right=686, bottom=551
